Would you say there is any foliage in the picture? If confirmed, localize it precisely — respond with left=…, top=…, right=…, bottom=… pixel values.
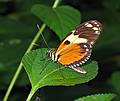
left=31, top=4, right=81, bottom=39
left=75, top=93, right=116, bottom=101
left=22, top=48, right=98, bottom=97
left=0, top=0, right=120, bottom=101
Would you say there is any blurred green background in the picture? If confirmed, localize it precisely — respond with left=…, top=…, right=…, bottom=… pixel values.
left=0, top=0, right=120, bottom=101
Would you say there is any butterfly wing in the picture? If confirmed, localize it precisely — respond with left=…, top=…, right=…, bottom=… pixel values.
left=57, top=43, right=91, bottom=73
left=56, top=20, right=102, bottom=53
left=75, top=20, right=102, bottom=45
left=58, top=43, right=91, bottom=65
left=55, top=20, right=102, bottom=73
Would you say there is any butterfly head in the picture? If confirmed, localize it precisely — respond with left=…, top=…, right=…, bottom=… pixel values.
left=47, top=49, right=53, bottom=57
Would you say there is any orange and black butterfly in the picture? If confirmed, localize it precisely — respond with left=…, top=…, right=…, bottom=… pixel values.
left=47, top=20, right=102, bottom=74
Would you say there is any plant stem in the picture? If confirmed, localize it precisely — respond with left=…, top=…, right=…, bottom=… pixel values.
left=3, top=62, right=23, bottom=101
left=3, top=0, right=60, bottom=101
left=26, top=89, right=35, bottom=101
left=3, top=24, right=46, bottom=101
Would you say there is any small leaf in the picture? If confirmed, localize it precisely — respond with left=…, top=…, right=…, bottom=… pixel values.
left=110, top=71, right=120, bottom=93
left=75, top=93, right=116, bottom=101
left=31, top=4, right=81, bottom=39
left=22, top=48, right=98, bottom=92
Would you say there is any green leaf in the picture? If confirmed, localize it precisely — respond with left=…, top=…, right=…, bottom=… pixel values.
left=22, top=48, right=98, bottom=93
left=110, top=71, right=120, bottom=93
left=31, top=4, right=81, bottom=39
left=75, top=93, right=116, bottom=101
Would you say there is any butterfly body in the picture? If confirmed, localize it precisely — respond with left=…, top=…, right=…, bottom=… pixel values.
left=48, top=20, right=102, bottom=73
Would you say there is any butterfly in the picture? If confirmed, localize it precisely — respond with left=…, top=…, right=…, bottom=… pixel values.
left=47, top=20, right=102, bottom=74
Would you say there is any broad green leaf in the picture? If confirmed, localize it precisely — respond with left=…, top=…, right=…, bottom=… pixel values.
left=31, top=4, right=81, bottom=39
left=22, top=48, right=98, bottom=93
left=75, top=93, right=116, bottom=101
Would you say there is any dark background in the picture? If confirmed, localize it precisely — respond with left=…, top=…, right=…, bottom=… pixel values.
left=0, top=0, right=120, bottom=101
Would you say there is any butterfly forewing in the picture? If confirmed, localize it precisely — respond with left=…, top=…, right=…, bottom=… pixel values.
left=56, top=20, right=102, bottom=54
left=75, top=20, right=102, bottom=45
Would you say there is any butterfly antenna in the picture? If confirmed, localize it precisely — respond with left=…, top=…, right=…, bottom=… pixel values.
left=37, top=24, right=50, bottom=50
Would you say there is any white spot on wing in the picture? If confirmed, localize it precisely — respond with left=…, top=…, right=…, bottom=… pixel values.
left=90, top=45, right=92, bottom=48
left=64, top=34, right=87, bottom=44
left=76, top=64, right=79, bottom=66
left=86, top=49, right=89, bottom=52
left=96, top=24, right=99, bottom=27
left=81, top=61, right=85, bottom=63
left=85, top=23, right=89, bottom=25
left=86, top=57, right=89, bottom=60
left=79, top=63, right=82, bottom=65
left=86, top=24, right=93, bottom=27
left=95, top=31, right=100, bottom=34
left=74, top=64, right=76, bottom=67
left=74, top=38, right=87, bottom=43
left=88, top=55, right=90, bottom=58
left=93, top=27, right=99, bottom=30
left=84, top=45, right=87, bottom=48
left=94, top=22, right=98, bottom=24
left=91, top=21, right=96, bottom=23
left=90, top=41, right=94, bottom=45
left=71, top=65, right=73, bottom=68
